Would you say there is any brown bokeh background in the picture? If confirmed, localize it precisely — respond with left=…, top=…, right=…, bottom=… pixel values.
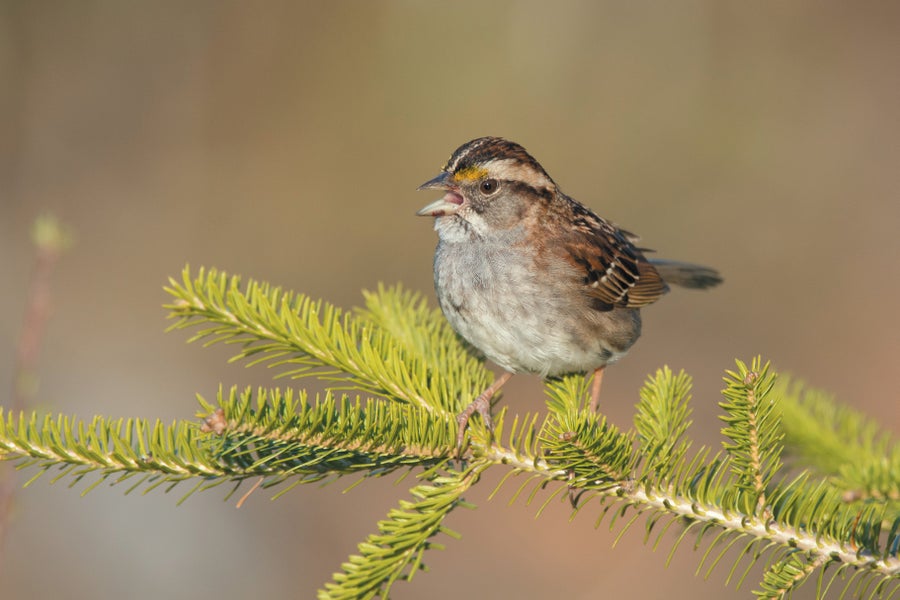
left=1, top=2, right=898, bottom=599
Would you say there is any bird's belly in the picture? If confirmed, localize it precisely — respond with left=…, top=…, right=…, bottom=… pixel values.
left=434, top=241, right=639, bottom=376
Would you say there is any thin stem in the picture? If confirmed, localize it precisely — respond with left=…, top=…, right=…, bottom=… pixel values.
left=2, top=214, right=69, bottom=566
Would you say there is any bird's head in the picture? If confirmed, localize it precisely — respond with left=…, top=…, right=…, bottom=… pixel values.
left=417, top=137, right=557, bottom=237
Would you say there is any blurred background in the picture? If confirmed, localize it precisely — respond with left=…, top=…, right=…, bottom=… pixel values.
left=1, top=2, right=898, bottom=598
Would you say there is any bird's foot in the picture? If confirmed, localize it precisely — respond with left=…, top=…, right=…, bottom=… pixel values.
left=455, top=372, right=513, bottom=458
left=455, top=394, right=493, bottom=457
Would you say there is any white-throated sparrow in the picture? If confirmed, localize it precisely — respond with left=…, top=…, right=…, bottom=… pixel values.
left=417, top=137, right=721, bottom=451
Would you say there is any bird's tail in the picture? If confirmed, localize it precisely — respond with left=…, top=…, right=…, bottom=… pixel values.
left=649, top=259, right=723, bottom=289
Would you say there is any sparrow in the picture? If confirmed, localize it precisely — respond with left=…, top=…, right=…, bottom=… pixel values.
left=417, top=137, right=721, bottom=452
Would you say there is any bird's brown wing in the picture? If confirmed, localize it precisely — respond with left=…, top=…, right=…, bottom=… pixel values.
left=561, top=201, right=669, bottom=310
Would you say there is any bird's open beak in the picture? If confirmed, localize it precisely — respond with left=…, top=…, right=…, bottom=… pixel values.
left=416, top=172, right=464, bottom=217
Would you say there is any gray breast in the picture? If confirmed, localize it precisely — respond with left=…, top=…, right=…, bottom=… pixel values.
left=433, top=232, right=642, bottom=377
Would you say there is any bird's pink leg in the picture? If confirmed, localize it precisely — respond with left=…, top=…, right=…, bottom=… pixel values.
left=589, top=366, right=605, bottom=412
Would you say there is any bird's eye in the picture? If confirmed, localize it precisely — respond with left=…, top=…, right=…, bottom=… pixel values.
left=480, top=179, right=499, bottom=195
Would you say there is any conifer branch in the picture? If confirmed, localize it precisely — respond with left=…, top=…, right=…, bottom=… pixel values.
left=0, top=409, right=222, bottom=497
left=320, top=466, right=481, bottom=599
left=164, top=268, right=492, bottom=419
left=720, top=359, right=782, bottom=516
left=0, top=266, right=897, bottom=599
left=778, top=380, right=900, bottom=505
left=634, top=366, right=694, bottom=483
left=538, top=382, right=900, bottom=578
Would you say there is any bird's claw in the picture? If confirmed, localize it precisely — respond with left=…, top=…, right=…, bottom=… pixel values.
left=455, top=393, right=494, bottom=458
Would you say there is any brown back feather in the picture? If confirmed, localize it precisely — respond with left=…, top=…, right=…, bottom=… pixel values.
left=560, top=196, right=669, bottom=310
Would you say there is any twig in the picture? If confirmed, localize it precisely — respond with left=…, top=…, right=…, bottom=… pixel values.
left=1, top=214, right=70, bottom=565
